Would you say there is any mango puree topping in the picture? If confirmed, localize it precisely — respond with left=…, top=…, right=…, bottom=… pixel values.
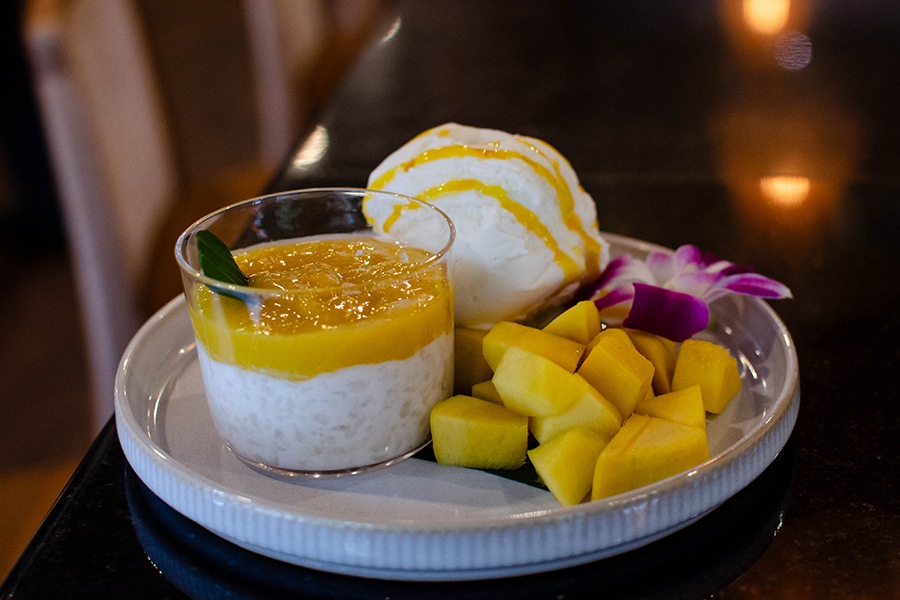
left=188, top=236, right=452, bottom=379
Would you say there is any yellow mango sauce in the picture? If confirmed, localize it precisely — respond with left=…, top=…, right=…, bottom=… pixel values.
left=188, top=235, right=452, bottom=380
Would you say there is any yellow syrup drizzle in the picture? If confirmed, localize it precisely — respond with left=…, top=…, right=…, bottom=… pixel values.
left=369, top=143, right=602, bottom=281
left=520, top=141, right=603, bottom=280
left=414, top=179, right=579, bottom=282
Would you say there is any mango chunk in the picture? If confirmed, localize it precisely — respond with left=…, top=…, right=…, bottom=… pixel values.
left=430, top=395, right=528, bottom=469
left=671, top=339, right=742, bottom=414
left=591, top=414, right=710, bottom=500
left=542, top=301, right=602, bottom=345
left=529, top=428, right=609, bottom=506
left=492, top=347, right=583, bottom=416
left=454, top=328, right=493, bottom=394
left=625, top=328, right=676, bottom=395
left=483, top=321, right=585, bottom=373
left=577, top=328, right=654, bottom=418
left=470, top=379, right=502, bottom=404
left=530, top=385, right=621, bottom=444
left=635, top=385, right=706, bottom=429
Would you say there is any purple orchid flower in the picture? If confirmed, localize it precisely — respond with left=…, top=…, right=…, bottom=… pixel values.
left=587, top=245, right=792, bottom=342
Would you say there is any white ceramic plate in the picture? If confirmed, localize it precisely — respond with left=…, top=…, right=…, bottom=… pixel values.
left=115, top=234, right=800, bottom=581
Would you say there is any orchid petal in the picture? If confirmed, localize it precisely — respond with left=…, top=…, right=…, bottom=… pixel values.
left=594, top=255, right=635, bottom=288
left=592, top=286, right=634, bottom=312
left=582, top=254, right=655, bottom=299
left=699, top=249, right=726, bottom=269
left=585, top=239, right=791, bottom=340
left=670, top=270, right=724, bottom=298
left=607, top=254, right=656, bottom=287
left=674, top=245, right=705, bottom=272
left=706, top=272, right=794, bottom=302
left=645, top=250, right=675, bottom=284
left=623, top=283, right=709, bottom=342
left=708, top=260, right=751, bottom=276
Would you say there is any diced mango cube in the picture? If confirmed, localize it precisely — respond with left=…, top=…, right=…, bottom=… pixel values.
left=671, top=339, right=742, bottom=414
left=542, top=301, right=602, bottom=345
left=530, top=385, right=621, bottom=444
left=492, top=347, right=583, bottom=416
left=591, top=414, right=709, bottom=500
left=430, top=395, right=528, bottom=469
left=470, top=379, right=502, bottom=404
left=483, top=321, right=585, bottom=373
left=454, top=328, right=493, bottom=394
left=529, top=428, right=609, bottom=506
left=635, top=384, right=706, bottom=429
left=625, top=328, right=676, bottom=395
left=593, top=292, right=632, bottom=323
left=577, top=328, right=654, bottom=418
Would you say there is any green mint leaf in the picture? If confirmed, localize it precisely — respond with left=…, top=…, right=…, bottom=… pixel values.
left=196, top=230, right=249, bottom=288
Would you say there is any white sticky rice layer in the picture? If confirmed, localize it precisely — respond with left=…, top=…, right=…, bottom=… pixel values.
left=196, top=332, right=453, bottom=472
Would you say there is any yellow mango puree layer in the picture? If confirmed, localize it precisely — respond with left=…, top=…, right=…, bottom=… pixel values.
left=189, top=236, right=452, bottom=379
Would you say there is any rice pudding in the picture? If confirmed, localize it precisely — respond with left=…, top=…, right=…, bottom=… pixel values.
left=186, top=235, right=454, bottom=473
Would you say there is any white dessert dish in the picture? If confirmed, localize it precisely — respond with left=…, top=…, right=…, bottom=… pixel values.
left=115, top=234, right=800, bottom=581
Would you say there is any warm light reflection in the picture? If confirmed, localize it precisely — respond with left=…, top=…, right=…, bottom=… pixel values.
left=743, top=0, right=791, bottom=35
left=773, top=31, right=813, bottom=70
left=760, top=175, right=810, bottom=208
left=380, top=17, right=402, bottom=44
left=290, top=125, right=329, bottom=171
left=710, top=85, right=860, bottom=259
left=721, top=0, right=812, bottom=71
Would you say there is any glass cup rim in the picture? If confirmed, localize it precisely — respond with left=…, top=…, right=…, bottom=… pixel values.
left=174, top=187, right=456, bottom=296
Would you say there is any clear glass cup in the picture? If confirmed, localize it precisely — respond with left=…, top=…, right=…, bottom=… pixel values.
left=175, top=188, right=455, bottom=477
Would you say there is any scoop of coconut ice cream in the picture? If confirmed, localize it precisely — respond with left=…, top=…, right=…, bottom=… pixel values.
left=366, top=123, right=608, bottom=328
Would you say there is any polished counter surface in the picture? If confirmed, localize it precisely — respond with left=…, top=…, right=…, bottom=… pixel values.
left=3, top=1, right=898, bottom=598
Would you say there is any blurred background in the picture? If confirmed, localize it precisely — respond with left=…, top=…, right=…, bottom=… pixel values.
left=0, top=0, right=383, bottom=579
left=1, top=0, right=87, bottom=581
